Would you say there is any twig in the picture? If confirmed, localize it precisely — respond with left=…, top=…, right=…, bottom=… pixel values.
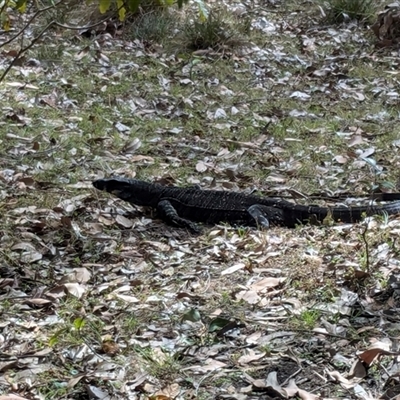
left=0, top=20, right=52, bottom=83
left=360, top=222, right=370, bottom=273
left=0, top=6, right=114, bottom=84
left=0, top=1, right=61, bottom=49
left=281, top=367, right=302, bottom=386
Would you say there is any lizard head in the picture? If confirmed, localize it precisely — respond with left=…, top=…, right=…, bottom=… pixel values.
left=93, top=177, right=161, bottom=206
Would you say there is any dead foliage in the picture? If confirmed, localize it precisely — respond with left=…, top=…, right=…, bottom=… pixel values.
left=372, top=3, right=400, bottom=47
left=2, top=0, right=400, bottom=399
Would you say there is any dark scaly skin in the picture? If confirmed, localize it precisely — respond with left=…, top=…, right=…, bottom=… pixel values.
left=93, top=177, right=400, bottom=231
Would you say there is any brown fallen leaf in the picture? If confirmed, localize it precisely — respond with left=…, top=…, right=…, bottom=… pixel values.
left=250, top=277, right=284, bottom=292
left=236, top=290, right=260, bottom=304
left=101, top=340, right=120, bottom=356
left=358, top=345, right=400, bottom=366
left=153, top=383, right=180, bottom=399
left=348, top=359, right=367, bottom=379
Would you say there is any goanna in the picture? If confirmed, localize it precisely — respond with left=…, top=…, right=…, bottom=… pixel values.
left=93, top=177, right=400, bottom=232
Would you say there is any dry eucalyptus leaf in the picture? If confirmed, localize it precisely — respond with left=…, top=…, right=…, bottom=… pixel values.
left=115, top=215, right=133, bottom=228
left=64, top=283, right=86, bottom=299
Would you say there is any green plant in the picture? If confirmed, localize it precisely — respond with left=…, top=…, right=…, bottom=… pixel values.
left=126, top=9, right=176, bottom=43
left=98, top=0, right=207, bottom=21
left=292, top=310, right=321, bottom=330
left=123, top=315, right=140, bottom=332
left=179, top=9, right=249, bottom=51
left=37, top=380, right=69, bottom=399
left=322, top=0, right=375, bottom=23
left=219, top=291, right=233, bottom=306
left=136, top=347, right=182, bottom=379
left=49, top=311, right=105, bottom=349
left=236, top=226, right=248, bottom=238
left=0, top=0, right=206, bottom=83
left=0, top=0, right=191, bottom=30
left=259, top=344, right=273, bottom=356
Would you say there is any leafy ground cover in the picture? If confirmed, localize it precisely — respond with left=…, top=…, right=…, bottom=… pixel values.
left=1, top=0, right=400, bottom=399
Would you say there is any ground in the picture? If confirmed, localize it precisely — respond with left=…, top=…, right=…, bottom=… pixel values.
left=1, top=0, right=400, bottom=399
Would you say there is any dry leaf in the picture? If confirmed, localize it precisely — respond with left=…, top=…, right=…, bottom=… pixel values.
left=115, top=215, right=133, bottom=228
left=250, top=277, right=284, bottom=292
left=221, top=263, right=245, bottom=275
left=196, top=161, right=208, bottom=172
left=64, top=283, right=86, bottom=299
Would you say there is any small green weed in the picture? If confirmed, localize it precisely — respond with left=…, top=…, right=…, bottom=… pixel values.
left=32, top=43, right=66, bottom=63
left=37, top=380, right=69, bottom=399
left=259, top=344, right=273, bottom=355
left=219, top=291, right=233, bottom=306
left=122, top=315, right=140, bottom=332
left=236, top=226, right=248, bottom=238
left=137, top=347, right=182, bottom=380
left=301, top=310, right=320, bottom=328
left=292, top=309, right=321, bottom=330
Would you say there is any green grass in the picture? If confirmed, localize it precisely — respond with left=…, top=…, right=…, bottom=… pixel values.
left=0, top=0, right=398, bottom=398
left=125, top=9, right=177, bottom=43
left=178, top=9, right=250, bottom=50
left=294, top=310, right=321, bottom=330
left=321, top=0, right=376, bottom=23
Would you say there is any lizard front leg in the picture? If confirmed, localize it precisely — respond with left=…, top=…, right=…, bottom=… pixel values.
left=247, top=204, right=284, bottom=228
left=157, top=200, right=201, bottom=233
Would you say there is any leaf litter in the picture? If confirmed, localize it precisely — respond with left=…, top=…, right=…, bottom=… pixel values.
left=2, top=0, right=400, bottom=399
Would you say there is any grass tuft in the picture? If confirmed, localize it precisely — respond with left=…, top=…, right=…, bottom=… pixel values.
left=178, top=9, right=250, bottom=51
left=322, top=0, right=376, bottom=23
left=125, top=9, right=177, bottom=44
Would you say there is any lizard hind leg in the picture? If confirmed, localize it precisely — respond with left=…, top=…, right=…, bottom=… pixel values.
left=247, top=204, right=284, bottom=229
left=157, top=200, right=201, bottom=233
